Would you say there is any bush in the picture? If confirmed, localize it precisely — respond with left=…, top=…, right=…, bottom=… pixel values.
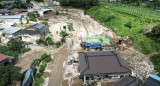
left=60, top=30, right=69, bottom=38
left=21, top=48, right=31, bottom=53
left=61, top=37, right=66, bottom=44
left=43, top=37, right=54, bottom=46
left=36, top=39, right=44, bottom=45
left=0, top=45, right=8, bottom=53
left=33, top=73, right=44, bottom=86
left=68, top=23, right=74, bottom=31
left=41, top=53, right=51, bottom=61
left=42, top=21, right=48, bottom=25
left=150, top=54, right=160, bottom=76
left=55, top=42, right=61, bottom=48
left=152, top=24, right=160, bottom=37
left=39, top=62, right=47, bottom=73
left=56, top=10, right=59, bottom=15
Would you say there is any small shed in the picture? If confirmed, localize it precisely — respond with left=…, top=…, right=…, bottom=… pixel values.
left=60, top=24, right=69, bottom=30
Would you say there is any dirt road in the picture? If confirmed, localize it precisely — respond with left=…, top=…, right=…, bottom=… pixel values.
left=48, top=39, right=72, bottom=86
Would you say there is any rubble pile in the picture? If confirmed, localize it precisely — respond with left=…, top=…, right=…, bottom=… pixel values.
left=118, top=47, right=155, bottom=81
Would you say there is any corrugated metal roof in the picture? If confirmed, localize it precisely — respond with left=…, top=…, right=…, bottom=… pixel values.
left=0, top=53, right=7, bottom=62
left=0, top=23, right=12, bottom=30
left=2, top=27, right=21, bottom=34
left=0, top=15, right=22, bottom=19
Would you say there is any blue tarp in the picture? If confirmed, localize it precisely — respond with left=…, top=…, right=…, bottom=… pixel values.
left=85, top=42, right=101, bottom=48
left=85, top=43, right=91, bottom=47
left=150, top=74, right=160, bottom=81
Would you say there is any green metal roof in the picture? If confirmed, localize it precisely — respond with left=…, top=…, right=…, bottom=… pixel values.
left=82, top=36, right=114, bottom=45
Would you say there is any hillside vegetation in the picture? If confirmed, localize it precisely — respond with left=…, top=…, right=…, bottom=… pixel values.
left=86, top=2, right=160, bottom=54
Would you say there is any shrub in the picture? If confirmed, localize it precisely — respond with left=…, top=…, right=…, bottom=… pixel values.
left=68, top=23, right=74, bottom=31
left=41, top=53, right=51, bottom=61
left=61, top=37, right=66, bottom=44
left=42, top=21, right=48, bottom=25
left=21, top=48, right=31, bottom=53
left=43, top=37, right=54, bottom=46
left=60, top=30, right=69, bottom=38
left=56, top=10, right=59, bottom=15
left=0, top=45, right=8, bottom=53
left=33, top=73, right=44, bottom=86
left=55, top=42, right=61, bottom=48
left=150, top=54, right=160, bottom=76
left=36, top=39, right=44, bottom=45
left=39, top=62, right=47, bottom=73
left=152, top=24, right=160, bottom=37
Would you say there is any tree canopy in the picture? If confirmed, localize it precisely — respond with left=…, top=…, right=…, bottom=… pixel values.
left=7, top=38, right=23, bottom=52
left=59, top=0, right=99, bottom=9
left=0, top=66, right=22, bottom=86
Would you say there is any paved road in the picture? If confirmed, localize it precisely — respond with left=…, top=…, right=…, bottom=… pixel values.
left=48, top=39, right=71, bottom=86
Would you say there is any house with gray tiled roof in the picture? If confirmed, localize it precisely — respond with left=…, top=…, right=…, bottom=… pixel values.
left=16, top=23, right=50, bottom=43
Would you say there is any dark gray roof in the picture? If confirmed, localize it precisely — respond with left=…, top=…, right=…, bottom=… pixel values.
left=16, top=24, right=49, bottom=35
left=112, top=76, right=142, bottom=86
left=79, top=51, right=131, bottom=76
left=143, top=75, right=160, bottom=86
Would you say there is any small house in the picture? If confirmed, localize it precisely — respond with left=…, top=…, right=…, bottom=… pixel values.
left=0, top=53, right=12, bottom=66
left=16, top=24, right=50, bottom=43
left=60, top=24, right=69, bottom=31
left=78, top=51, right=131, bottom=84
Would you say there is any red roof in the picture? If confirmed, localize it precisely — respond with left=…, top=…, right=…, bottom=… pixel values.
left=0, top=53, right=7, bottom=62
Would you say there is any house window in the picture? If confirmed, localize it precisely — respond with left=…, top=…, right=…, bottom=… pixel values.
left=111, top=75, right=120, bottom=79
left=24, top=36, right=28, bottom=39
left=63, top=26, right=66, bottom=29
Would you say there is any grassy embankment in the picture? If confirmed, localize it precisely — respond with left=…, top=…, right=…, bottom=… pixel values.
left=86, top=2, right=160, bottom=54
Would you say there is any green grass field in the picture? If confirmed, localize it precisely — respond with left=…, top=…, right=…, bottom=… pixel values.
left=86, top=2, right=160, bottom=54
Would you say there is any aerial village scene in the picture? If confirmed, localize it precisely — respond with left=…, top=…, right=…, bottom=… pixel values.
left=0, top=0, right=160, bottom=86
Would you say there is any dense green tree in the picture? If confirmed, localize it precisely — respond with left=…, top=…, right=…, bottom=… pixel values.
left=7, top=38, right=23, bottom=52
left=0, top=66, right=22, bottom=86
left=59, top=0, right=99, bottom=9
left=27, top=12, right=37, bottom=22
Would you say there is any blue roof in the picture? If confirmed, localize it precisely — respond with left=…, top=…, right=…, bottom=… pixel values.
left=150, top=74, right=160, bottom=81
